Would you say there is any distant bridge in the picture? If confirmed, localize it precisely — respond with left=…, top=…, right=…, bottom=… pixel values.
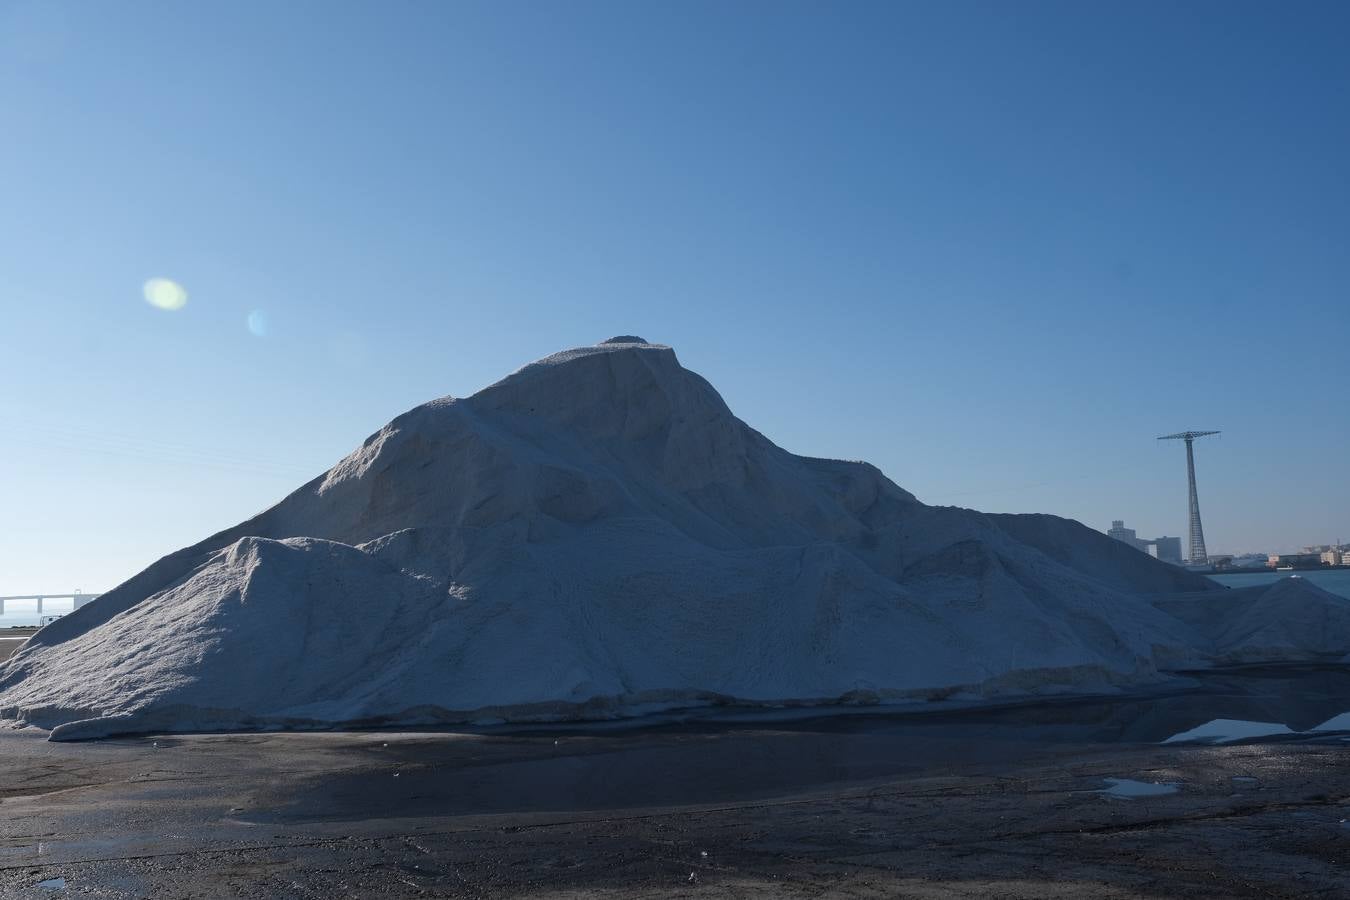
left=0, top=593, right=101, bottom=617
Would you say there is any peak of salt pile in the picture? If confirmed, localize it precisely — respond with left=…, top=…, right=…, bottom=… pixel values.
left=3, top=338, right=1349, bottom=740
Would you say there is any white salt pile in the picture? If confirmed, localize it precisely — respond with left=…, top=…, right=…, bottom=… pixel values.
left=3, top=338, right=1349, bottom=740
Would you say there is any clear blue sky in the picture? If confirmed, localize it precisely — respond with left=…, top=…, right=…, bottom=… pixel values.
left=3, top=0, right=1347, bottom=596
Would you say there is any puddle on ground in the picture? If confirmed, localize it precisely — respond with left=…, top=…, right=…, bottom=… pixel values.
left=243, top=666, right=1350, bottom=823
left=1162, top=718, right=1296, bottom=744
left=36, top=877, right=65, bottom=890
left=1095, top=778, right=1180, bottom=799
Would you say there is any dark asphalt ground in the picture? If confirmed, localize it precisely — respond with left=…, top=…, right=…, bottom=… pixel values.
left=1, top=667, right=1349, bottom=898
left=0, top=642, right=22, bottom=664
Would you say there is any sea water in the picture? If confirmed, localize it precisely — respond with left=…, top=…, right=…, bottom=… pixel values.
left=0, top=599, right=78, bottom=629
left=1209, top=569, right=1350, bottom=599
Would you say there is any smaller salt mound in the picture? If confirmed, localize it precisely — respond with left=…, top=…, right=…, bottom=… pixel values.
left=1153, top=578, right=1350, bottom=663
left=985, top=513, right=1216, bottom=595
left=4, top=538, right=444, bottom=740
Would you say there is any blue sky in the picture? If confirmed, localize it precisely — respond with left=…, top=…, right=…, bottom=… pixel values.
left=2, top=0, right=1347, bottom=596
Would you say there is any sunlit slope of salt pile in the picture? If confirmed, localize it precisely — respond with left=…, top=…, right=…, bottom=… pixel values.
left=3, top=338, right=1347, bottom=740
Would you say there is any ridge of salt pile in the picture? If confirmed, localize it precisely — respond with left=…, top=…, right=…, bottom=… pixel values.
left=3, top=337, right=1349, bottom=740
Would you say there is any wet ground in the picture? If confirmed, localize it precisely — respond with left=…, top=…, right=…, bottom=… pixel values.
left=0, top=630, right=35, bottom=664
left=2, top=665, right=1349, bottom=897
left=0, top=641, right=22, bottom=664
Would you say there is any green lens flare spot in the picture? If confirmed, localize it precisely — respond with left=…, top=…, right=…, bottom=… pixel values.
left=143, top=278, right=188, bottom=311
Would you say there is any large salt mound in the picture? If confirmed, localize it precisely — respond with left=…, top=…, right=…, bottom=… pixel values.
left=3, top=338, right=1347, bottom=740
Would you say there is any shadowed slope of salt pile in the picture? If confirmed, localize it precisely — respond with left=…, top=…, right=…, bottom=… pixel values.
left=3, top=338, right=1347, bottom=740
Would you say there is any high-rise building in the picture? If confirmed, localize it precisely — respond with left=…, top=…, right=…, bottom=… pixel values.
left=1106, top=521, right=1182, bottom=565
left=1108, top=520, right=1141, bottom=548
left=1146, top=536, right=1183, bottom=565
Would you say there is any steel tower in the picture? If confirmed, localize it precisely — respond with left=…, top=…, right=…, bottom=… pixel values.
left=1158, top=431, right=1220, bottom=564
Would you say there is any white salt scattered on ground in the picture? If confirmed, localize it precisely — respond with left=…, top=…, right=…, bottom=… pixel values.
left=1163, top=719, right=1297, bottom=744
left=1312, top=712, right=1350, bottom=732
left=3, top=338, right=1350, bottom=741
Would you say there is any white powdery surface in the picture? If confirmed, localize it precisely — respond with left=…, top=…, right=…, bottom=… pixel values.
left=4, top=338, right=1349, bottom=740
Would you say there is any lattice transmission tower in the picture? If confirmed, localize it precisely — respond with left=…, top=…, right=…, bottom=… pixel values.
left=1157, top=430, right=1220, bottom=564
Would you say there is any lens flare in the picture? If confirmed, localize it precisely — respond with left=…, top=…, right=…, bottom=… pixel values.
left=246, top=309, right=270, bottom=337
left=143, top=278, right=188, bottom=311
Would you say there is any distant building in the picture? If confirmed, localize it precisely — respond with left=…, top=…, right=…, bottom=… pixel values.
left=1108, top=520, right=1142, bottom=549
left=1146, top=536, right=1183, bottom=565
left=1268, top=553, right=1322, bottom=568
left=1107, top=521, right=1183, bottom=564
left=1322, top=549, right=1345, bottom=567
